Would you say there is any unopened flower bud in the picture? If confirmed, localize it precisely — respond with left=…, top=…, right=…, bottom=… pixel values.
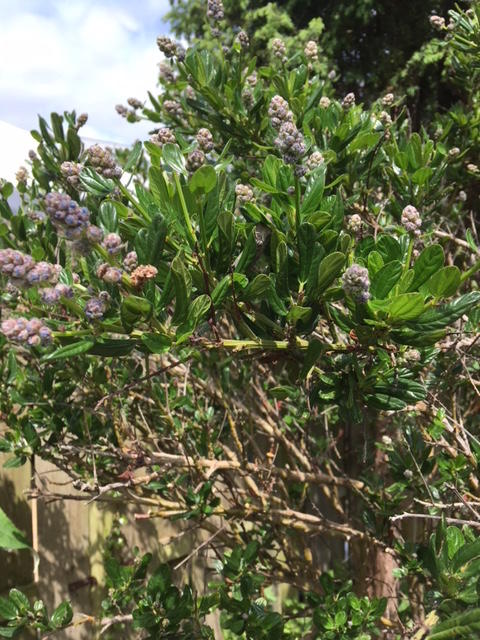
left=268, top=95, right=294, bottom=130
left=342, top=264, right=370, bottom=302
left=15, top=167, right=28, bottom=183
left=319, top=96, right=331, bottom=108
left=448, top=147, right=460, bottom=158
left=207, top=0, right=224, bottom=21
left=164, top=100, right=183, bottom=118
left=102, top=233, right=123, bottom=255
left=430, top=14, right=445, bottom=29
left=236, top=31, right=249, bottom=48
left=304, top=40, right=318, bottom=62
left=60, top=161, right=83, bottom=187
left=127, top=97, right=143, bottom=109
left=85, top=297, right=107, bottom=320
left=382, top=93, right=394, bottom=106
left=347, top=214, right=363, bottom=234
left=235, top=183, right=255, bottom=205
left=272, top=38, right=286, bottom=60
left=306, top=151, right=324, bottom=172
left=342, top=92, right=356, bottom=109
left=87, top=145, right=122, bottom=179
left=157, top=36, right=178, bottom=58
left=274, top=121, right=306, bottom=164
left=401, top=205, right=422, bottom=236
left=123, top=251, right=138, bottom=272
left=196, top=128, right=214, bottom=152
left=186, top=149, right=206, bottom=172
left=130, top=265, right=158, bottom=288
left=77, top=113, right=88, bottom=128
left=150, top=127, right=176, bottom=147
left=158, top=62, right=175, bottom=83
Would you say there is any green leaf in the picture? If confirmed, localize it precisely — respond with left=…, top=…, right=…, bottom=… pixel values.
left=0, top=597, right=18, bottom=621
left=376, top=235, right=402, bottom=263
left=316, top=252, right=345, bottom=295
left=162, top=143, right=186, bottom=175
left=427, top=266, right=461, bottom=298
left=171, top=255, right=192, bottom=324
left=243, top=274, right=271, bottom=300
left=79, top=168, right=115, bottom=196
left=301, top=166, right=326, bottom=215
left=124, top=141, right=143, bottom=172
left=0, top=626, right=19, bottom=638
left=387, top=293, right=425, bottom=322
left=141, top=333, right=172, bottom=354
left=370, top=261, right=403, bottom=299
left=98, top=201, right=118, bottom=233
left=408, top=245, right=444, bottom=291
left=298, top=223, right=315, bottom=282
left=43, top=340, right=94, bottom=361
left=189, top=165, right=217, bottom=194
left=88, top=339, right=135, bottom=357
left=7, top=591, right=29, bottom=615
left=49, top=601, right=73, bottom=629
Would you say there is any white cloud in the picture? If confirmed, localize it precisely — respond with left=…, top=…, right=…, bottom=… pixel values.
left=0, top=0, right=172, bottom=144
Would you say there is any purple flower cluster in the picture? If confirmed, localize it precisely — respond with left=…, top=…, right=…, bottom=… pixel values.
left=274, top=121, right=306, bottom=165
left=272, top=38, right=286, bottom=60
left=268, top=95, right=294, bottom=130
left=85, top=296, right=108, bottom=321
left=123, top=251, right=138, bottom=272
left=0, top=249, right=60, bottom=288
left=87, top=145, right=122, bottom=179
left=40, top=283, right=74, bottom=305
left=1, top=317, right=52, bottom=347
left=60, top=161, right=83, bottom=187
left=44, top=192, right=90, bottom=240
left=342, top=264, right=370, bottom=303
left=102, top=233, right=123, bottom=255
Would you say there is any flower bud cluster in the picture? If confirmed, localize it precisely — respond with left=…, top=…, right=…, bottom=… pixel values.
left=40, top=283, right=74, bottom=305
left=274, top=121, right=306, bottom=165
left=123, top=251, right=138, bottom=272
left=97, top=263, right=123, bottom=284
left=304, top=40, right=318, bottom=62
left=26, top=262, right=62, bottom=286
left=236, top=31, right=249, bottom=48
left=379, top=111, right=392, bottom=126
left=346, top=214, right=363, bottom=235
left=16, top=167, right=28, bottom=183
left=272, top=38, right=286, bottom=60
left=342, top=264, right=370, bottom=302
left=319, top=96, right=331, bottom=109
left=268, top=95, right=294, bottom=130
left=448, top=147, right=460, bottom=159
left=127, top=97, right=143, bottom=109
left=430, top=15, right=445, bottom=29
left=246, top=72, right=257, bottom=87
left=44, top=192, right=90, bottom=239
left=207, top=0, right=224, bottom=21
left=102, top=233, right=123, bottom=255
left=159, top=62, right=175, bottom=83
left=85, top=296, right=108, bottom=321
left=164, top=100, right=184, bottom=118
left=401, top=205, right=422, bottom=236
left=150, top=128, right=176, bottom=148
left=60, top=161, right=83, bottom=187
left=157, top=36, right=179, bottom=58
left=87, top=145, right=122, bottom=179
left=0, top=249, right=35, bottom=284
left=306, top=151, right=324, bottom=172
left=196, top=128, right=214, bottom=151
left=186, top=150, right=206, bottom=172
left=382, top=93, right=394, bottom=106
left=1, top=317, right=52, bottom=347
left=342, top=92, right=356, bottom=110
left=235, top=184, right=255, bottom=205
left=76, top=113, right=88, bottom=128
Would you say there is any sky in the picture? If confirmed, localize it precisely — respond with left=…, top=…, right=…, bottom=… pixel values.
left=0, top=0, right=172, bottom=144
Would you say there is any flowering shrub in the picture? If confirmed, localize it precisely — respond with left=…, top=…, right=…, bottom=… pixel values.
left=0, top=3, right=480, bottom=639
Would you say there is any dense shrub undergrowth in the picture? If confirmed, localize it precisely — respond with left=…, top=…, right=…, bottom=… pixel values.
left=0, top=1, right=480, bottom=638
